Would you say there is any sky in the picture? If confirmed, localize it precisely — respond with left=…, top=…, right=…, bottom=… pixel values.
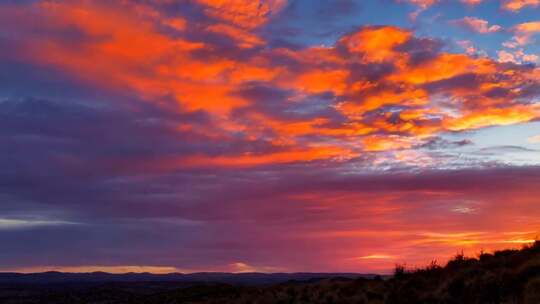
left=1, top=0, right=540, bottom=274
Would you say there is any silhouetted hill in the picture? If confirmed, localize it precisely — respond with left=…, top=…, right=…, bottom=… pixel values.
left=0, top=271, right=374, bottom=285
left=2, top=242, right=540, bottom=303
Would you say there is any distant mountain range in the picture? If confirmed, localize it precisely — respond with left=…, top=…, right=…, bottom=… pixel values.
left=0, top=271, right=380, bottom=285
left=3, top=243, right=540, bottom=303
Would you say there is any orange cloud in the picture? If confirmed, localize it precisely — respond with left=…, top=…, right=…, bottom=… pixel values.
left=502, top=0, right=540, bottom=11
left=355, top=254, right=397, bottom=260
left=363, top=136, right=416, bottom=152
left=229, top=262, right=283, bottom=273
left=512, top=21, right=540, bottom=45
left=293, top=69, right=350, bottom=95
left=340, top=26, right=411, bottom=63
left=206, top=23, right=265, bottom=48
left=181, top=146, right=356, bottom=168
left=3, top=1, right=540, bottom=170
left=195, top=0, right=287, bottom=29
left=389, top=53, right=496, bottom=84
left=444, top=106, right=540, bottom=131
left=461, top=0, right=483, bottom=5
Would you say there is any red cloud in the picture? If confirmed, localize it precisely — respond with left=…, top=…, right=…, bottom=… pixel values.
left=2, top=1, right=540, bottom=169
left=195, top=0, right=287, bottom=29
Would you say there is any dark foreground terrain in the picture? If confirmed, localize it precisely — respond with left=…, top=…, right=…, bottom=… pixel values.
left=3, top=242, right=540, bottom=303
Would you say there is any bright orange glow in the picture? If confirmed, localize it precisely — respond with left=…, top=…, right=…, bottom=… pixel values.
left=341, top=26, right=412, bottom=62
left=363, top=136, right=415, bottom=152
left=293, top=69, right=350, bottom=95
left=445, top=106, right=539, bottom=131
left=182, top=147, right=356, bottom=168
left=389, top=54, right=496, bottom=84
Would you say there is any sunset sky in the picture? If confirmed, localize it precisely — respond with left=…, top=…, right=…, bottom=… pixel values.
left=1, top=0, right=540, bottom=274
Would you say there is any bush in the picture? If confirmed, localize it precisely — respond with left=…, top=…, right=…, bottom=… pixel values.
left=394, top=264, right=406, bottom=279
left=523, top=277, right=540, bottom=304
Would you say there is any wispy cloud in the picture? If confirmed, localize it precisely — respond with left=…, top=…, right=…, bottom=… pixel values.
left=7, top=265, right=186, bottom=274
left=355, top=255, right=397, bottom=260
left=528, top=134, right=540, bottom=143
left=0, top=219, right=78, bottom=230
left=452, top=17, right=502, bottom=34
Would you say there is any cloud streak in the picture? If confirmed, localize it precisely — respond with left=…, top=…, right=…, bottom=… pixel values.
left=0, top=219, right=77, bottom=230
